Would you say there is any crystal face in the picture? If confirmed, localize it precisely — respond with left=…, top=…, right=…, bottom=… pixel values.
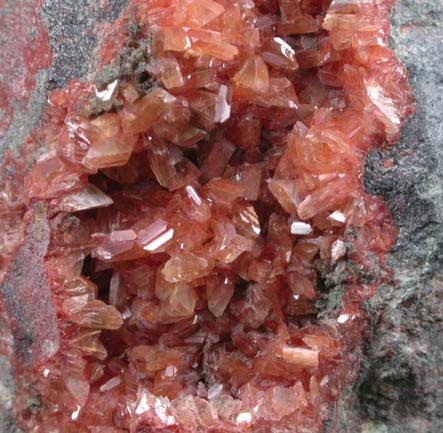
left=0, top=0, right=413, bottom=432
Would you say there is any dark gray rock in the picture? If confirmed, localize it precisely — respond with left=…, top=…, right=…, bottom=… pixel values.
left=42, top=0, right=130, bottom=89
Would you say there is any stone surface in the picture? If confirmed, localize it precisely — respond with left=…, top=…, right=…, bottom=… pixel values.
left=350, top=2, right=443, bottom=432
left=0, top=1, right=442, bottom=433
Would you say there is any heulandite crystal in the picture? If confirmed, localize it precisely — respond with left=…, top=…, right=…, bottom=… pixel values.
left=0, top=0, right=413, bottom=432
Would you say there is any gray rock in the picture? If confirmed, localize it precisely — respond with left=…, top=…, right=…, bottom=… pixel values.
left=338, top=1, right=443, bottom=432
left=42, top=0, right=130, bottom=89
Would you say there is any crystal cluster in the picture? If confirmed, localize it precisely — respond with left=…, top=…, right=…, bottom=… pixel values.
left=0, top=0, right=413, bottom=432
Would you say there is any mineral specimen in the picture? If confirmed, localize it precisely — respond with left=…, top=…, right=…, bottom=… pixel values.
left=0, top=0, right=413, bottom=432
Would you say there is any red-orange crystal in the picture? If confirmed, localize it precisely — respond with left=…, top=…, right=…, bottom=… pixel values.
left=0, top=0, right=413, bottom=432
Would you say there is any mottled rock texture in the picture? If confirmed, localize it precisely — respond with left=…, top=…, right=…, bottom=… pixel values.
left=0, top=0, right=442, bottom=432
left=338, top=1, right=443, bottom=432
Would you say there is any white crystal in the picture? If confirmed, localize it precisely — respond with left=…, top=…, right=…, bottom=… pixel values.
left=236, top=412, right=252, bottom=424
left=328, top=211, right=346, bottom=223
left=154, top=397, right=175, bottom=425
left=337, top=313, right=349, bottom=324
left=185, top=185, right=202, bottom=205
left=99, top=376, right=121, bottom=392
left=122, top=306, right=132, bottom=320
left=320, top=375, right=329, bottom=387
left=71, top=405, right=81, bottom=421
left=331, top=239, right=346, bottom=261
left=290, top=221, right=313, bottom=235
left=208, top=383, right=223, bottom=400
left=215, top=85, right=231, bottom=123
left=274, top=37, right=295, bottom=58
left=95, top=79, right=119, bottom=102
left=135, top=393, right=150, bottom=415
